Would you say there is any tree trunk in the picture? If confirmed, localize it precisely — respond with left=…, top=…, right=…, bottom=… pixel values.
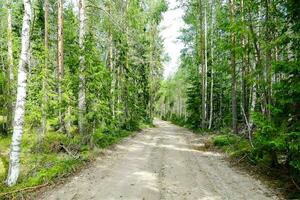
left=265, top=0, right=272, bottom=118
left=41, top=0, right=49, bottom=136
left=109, top=30, right=115, bottom=120
left=208, top=0, right=214, bottom=130
left=230, top=0, right=238, bottom=134
left=203, top=0, right=208, bottom=129
left=6, top=0, right=31, bottom=186
left=78, top=0, right=86, bottom=134
left=57, top=0, right=64, bottom=131
left=199, top=0, right=207, bottom=129
left=241, top=0, right=247, bottom=123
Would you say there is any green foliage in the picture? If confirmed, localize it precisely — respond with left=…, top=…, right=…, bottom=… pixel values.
left=213, top=134, right=238, bottom=147
left=25, top=157, right=83, bottom=186
left=156, top=0, right=300, bottom=195
left=31, top=132, right=69, bottom=153
left=92, top=128, right=131, bottom=149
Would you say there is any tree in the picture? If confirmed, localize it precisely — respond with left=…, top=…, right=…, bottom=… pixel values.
left=6, top=0, right=32, bottom=186
left=78, top=0, right=86, bottom=135
left=229, top=0, right=237, bottom=134
left=57, top=0, right=64, bottom=131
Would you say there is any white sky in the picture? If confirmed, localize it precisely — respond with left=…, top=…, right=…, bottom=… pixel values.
left=159, top=0, right=185, bottom=78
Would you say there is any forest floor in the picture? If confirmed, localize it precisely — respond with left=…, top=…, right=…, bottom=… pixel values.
left=38, top=120, right=280, bottom=200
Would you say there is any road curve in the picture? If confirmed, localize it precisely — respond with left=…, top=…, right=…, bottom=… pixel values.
left=40, top=120, right=279, bottom=200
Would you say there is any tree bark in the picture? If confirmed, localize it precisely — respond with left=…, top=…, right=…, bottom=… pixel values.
left=230, top=0, right=238, bottom=134
left=6, top=0, right=31, bottom=186
left=57, top=0, right=64, bottom=131
left=265, top=0, right=272, bottom=118
left=208, top=0, right=214, bottom=130
left=203, top=0, right=208, bottom=129
left=41, top=0, right=49, bottom=136
left=199, top=0, right=207, bottom=129
left=78, top=0, right=87, bottom=134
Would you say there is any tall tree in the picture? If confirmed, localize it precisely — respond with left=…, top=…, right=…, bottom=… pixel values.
left=41, top=0, right=49, bottom=136
left=208, top=0, right=214, bottom=130
left=230, top=0, right=238, bottom=134
left=199, top=0, right=207, bottom=129
left=57, top=0, right=64, bottom=131
left=78, top=0, right=86, bottom=135
left=6, top=0, right=32, bottom=186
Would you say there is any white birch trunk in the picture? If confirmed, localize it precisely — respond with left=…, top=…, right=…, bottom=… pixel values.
left=204, top=0, right=208, bottom=124
left=6, top=0, right=31, bottom=186
left=208, top=0, right=215, bottom=130
left=78, top=0, right=86, bottom=134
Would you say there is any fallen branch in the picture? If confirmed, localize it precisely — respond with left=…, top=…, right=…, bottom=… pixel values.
left=60, top=144, right=80, bottom=160
left=0, top=183, right=49, bottom=197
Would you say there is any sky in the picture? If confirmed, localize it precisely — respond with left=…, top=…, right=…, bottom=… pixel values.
left=159, top=0, right=185, bottom=78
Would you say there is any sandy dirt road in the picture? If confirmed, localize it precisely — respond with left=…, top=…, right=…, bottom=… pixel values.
left=41, top=120, right=279, bottom=200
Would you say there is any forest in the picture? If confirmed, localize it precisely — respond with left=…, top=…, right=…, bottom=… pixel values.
left=157, top=0, right=300, bottom=197
left=0, top=0, right=299, bottom=199
left=0, top=0, right=166, bottom=193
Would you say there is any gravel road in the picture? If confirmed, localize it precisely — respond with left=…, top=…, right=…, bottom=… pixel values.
left=41, top=120, right=279, bottom=200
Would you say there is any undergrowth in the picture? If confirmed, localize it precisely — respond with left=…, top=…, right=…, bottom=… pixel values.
left=0, top=122, right=150, bottom=199
left=211, top=134, right=300, bottom=199
left=162, top=115, right=300, bottom=199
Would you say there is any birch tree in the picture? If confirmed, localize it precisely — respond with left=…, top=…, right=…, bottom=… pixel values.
left=6, top=0, right=32, bottom=186
left=208, top=0, right=215, bottom=130
left=78, top=0, right=86, bottom=134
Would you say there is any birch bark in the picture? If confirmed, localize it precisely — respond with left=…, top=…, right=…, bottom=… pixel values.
left=202, top=0, right=208, bottom=129
left=6, top=0, right=31, bottom=186
left=208, top=0, right=214, bottom=130
left=78, top=0, right=87, bottom=134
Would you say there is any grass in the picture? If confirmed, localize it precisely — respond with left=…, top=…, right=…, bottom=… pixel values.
left=212, top=134, right=252, bottom=157
left=0, top=122, right=149, bottom=199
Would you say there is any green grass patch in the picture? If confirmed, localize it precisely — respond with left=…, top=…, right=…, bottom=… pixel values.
left=92, top=129, right=132, bottom=149
left=213, top=134, right=238, bottom=146
left=212, top=134, right=252, bottom=157
left=0, top=136, right=11, bottom=150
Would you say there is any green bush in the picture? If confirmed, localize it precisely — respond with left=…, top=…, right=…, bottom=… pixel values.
left=92, top=129, right=132, bottom=149
left=31, top=132, right=73, bottom=153
left=92, top=131, right=116, bottom=148
left=25, top=158, right=82, bottom=186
